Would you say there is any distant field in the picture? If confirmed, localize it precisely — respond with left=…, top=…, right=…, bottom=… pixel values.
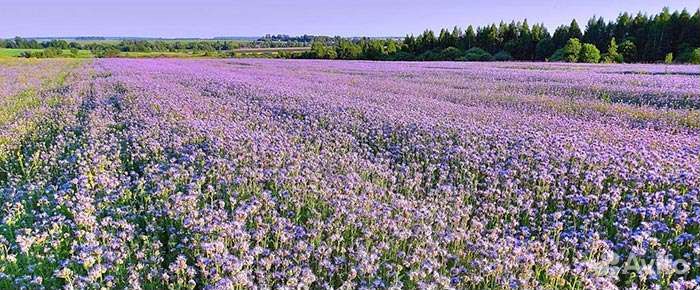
left=0, top=48, right=92, bottom=58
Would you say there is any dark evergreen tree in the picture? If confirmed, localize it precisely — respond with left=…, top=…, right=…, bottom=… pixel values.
left=403, top=35, right=416, bottom=52
left=450, top=26, right=462, bottom=48
left=619, top=39, right=638, bottom=62
left=535, top=38, right=555, bottom=60
left=552, top=25, right=571, bottom=49
left=569, top=19, right=583, bottom=40
left=461, top=25, right=477, bottom=50
left=583, top=16, right=609, bottom=52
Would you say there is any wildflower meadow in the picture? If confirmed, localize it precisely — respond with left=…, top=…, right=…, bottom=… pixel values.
left=0, top=58, right=699, bottom=290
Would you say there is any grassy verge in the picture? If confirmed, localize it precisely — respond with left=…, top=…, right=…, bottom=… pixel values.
left=0, top=48, right=92, bottom=58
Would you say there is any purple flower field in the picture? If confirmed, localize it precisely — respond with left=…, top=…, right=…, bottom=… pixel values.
left=1, top=58, right=700, bottom=289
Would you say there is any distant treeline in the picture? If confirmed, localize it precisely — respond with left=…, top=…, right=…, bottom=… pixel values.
left=0, top=37, right=239, bottom=51
left=257, top=34, right=314, bottom=47
left=0, top=37, right=308, bottom=58
left=81, top=40, right=247, bottom=57
left=0, top=37, right=81, bottom=50
left=300, top=7, right=700, bottom=63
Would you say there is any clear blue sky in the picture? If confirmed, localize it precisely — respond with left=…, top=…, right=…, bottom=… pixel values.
left=1, top=0, right=698, bottom=38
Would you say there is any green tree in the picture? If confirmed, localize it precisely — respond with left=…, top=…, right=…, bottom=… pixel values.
left=361, top=39, right=385, bottom=60
left=664, top=52, right=673, bottom=64
left=417, top=30, right=437, bottom=51
left=45, top=39, right=70, bottom=49
left=461, top=25, right=477, bottom=50
left=615, top=12, right=632, bottom=41
left=689, top=10, right=700, bottom=49
left=403, top=35, right=416, bottom=52
left=440, top=47, right=463, bottom=60
left=462, top=47, right=492, bottom=61
left=43, top=47, right=63, bottom=58
left=583, top=16, right=609, bottom=52
left=311, top=41, right=335, bottom=59
left=530, top=24, right=550, bottom=61
left=438, top=28, right=451, bottom=49
left=476, top=24, right=499, bottom=53
left=691, top=48, right=700, bottom=64
left=493, top=50, right=513, bottom=61
left=500, top=21, right=518, bottom=50
left=569, top=19, right=583, bottom=40
left=603, top=37, right=623, bottom=63
left=385, top=40, right=398, bottom=55
left=336, top=39, right=362, bottom=59
left=563, top=38, right=582, bottom=62
left=676, top=44, right=696, bottom=63
left=325, top=49, right=337, bottom=59
left=552, top=25, right=570, bottom=49
left=629, top=13, right=650, bottom=61
left=579, top=43, right=601, bottom=63
left=618, top=39, right=637, bottom=62
left=515, top=20, right=534, bottom=60
left=450, top=26, right=462, bottom=48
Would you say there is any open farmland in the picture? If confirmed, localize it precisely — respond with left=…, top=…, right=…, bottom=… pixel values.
left=1, top=58, right=699, bottom=289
